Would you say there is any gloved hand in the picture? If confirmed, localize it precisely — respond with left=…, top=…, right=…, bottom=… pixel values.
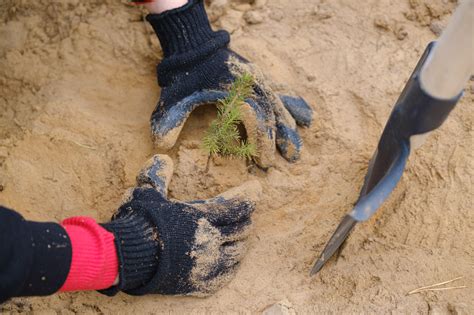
left=102, top=155, right=262, bottom=296
left=147, top=0, right=313, bottom=167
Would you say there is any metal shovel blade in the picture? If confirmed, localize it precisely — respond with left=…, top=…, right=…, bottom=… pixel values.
left=310, top=41, right=461, bottom=276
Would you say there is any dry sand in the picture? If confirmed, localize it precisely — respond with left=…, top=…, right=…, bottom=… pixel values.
left=0, top=0, right=472, bottom=314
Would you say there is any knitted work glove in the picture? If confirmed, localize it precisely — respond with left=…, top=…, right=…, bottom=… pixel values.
left=102, top=155, right=262, bottom=296
left=147, top=0, right=313, bottom=168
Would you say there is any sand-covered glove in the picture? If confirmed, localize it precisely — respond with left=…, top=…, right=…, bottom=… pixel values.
left=102, top=155, right=262, bottom=296
left=147, top=0, right=313, bottom=167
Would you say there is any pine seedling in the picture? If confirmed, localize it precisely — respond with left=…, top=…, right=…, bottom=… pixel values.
left=203, top=73, right=257, bottom=160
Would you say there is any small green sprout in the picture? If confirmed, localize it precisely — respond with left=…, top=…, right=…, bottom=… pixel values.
left=203, top=73, right=257, bottom=160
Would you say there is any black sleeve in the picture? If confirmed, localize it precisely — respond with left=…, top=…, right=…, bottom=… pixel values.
left=0, top=206, right=72, bottom=303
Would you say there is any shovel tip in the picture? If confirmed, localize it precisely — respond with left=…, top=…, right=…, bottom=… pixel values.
left=309, top=256, right=327, bottom=276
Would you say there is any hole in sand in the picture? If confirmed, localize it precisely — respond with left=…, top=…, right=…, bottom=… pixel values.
left=176, top=103, right=250, bottom=145
left=168, top=103, right=255, bottom=201
left=177, top=103, right=218, bottom=144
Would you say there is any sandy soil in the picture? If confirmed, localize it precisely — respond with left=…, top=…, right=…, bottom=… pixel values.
left=0, top=0, right=472, bottom=314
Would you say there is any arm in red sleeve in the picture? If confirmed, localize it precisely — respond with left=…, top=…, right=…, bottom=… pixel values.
left=0, top=207, right=119, bottom=303
left=60, top=217, right=119, bottom=292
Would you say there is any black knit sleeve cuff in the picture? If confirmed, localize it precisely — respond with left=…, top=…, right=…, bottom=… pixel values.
left=146, top=0, right=230, bottom=77
left=100, top=212, right=160, bottom=296
left=146, top=0, right=224, bottom=57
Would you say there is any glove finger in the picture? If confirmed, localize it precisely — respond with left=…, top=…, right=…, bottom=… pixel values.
left=275, top=121, right=303, bottom=163
left=220, top=241, right=248, bottom=269
left=241, top=98, right=276, bottom=168
left=190, top=198, right=254, bottom=227
left=219, top=220, right=252, bottom=241
left=136, top=154, right=174, bottom=197
left=272, top=95, right=303, bottom=162
left=188, top=180, right=262, bottom=226
left=196, top=241, right=246, bottom=294
left=151, top=90, right=228, bottom=151
left=197, top=243, right=245, bottom=293
left=192, top=260, right=240, bottom=296
left=210, top=180, right=261, bottom=226
left=278, top=95, right=313, bottom=127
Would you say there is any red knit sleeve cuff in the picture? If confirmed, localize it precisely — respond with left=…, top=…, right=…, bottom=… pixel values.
left=60, top=217, right=118, bottom=292
left=130, top=0, right=155, bottom=4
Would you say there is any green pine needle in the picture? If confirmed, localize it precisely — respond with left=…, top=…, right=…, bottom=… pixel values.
left=203, top=73, right=257, bottom=160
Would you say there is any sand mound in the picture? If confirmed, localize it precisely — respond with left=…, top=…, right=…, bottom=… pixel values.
left=0, top=0, right=472, bottom=313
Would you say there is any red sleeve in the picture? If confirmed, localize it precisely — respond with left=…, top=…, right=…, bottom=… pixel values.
left=130, top=0, right=155, bottom=4
left=60, top=217, right=118, bottom=292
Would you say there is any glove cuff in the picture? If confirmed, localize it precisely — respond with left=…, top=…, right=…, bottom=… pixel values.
left=147, top=0, right=223, bottom=57
left=100, top=212, right=160, bottom=295
left=146, top=0, right=230, bottom=86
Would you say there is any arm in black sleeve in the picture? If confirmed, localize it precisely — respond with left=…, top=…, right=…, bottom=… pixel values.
left=0, top=206, right=72, bottom=303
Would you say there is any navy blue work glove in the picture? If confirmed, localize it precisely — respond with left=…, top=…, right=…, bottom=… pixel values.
left=147, top=0, right=313, bottom=167
left=102, top=155, right=262, bottom=296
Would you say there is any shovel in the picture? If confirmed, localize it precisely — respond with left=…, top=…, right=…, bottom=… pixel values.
left=311, top=0, right=473, bottom=276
